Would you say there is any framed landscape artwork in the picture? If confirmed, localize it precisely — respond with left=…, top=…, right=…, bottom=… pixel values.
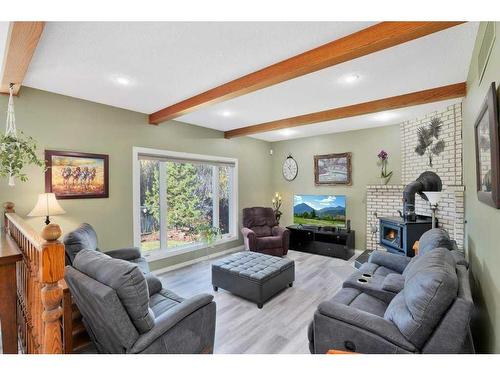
left=474, top=82, right=500, bottom=208
left=45, top=150, right=109, bottom=199
left=314, top=152, right=352, bottom=186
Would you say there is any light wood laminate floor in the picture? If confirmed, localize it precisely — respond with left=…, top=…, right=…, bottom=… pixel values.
left=157, top=250, right=358, bottom=354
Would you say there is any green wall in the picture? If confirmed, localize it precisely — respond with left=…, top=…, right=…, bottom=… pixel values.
left=462, top=22, right=500, bottom=353
left=270, top=125, right=401, bottom=248
left=0, top=87, right=273, bottom=271
left=0, top=87, right=403, bottom=272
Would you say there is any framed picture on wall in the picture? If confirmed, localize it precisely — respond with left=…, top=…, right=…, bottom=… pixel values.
left=45, top=150, right=109, bottom=199
left=474, top=82, right=500, bottom=208
left=314, top=152, right=352, bottom=186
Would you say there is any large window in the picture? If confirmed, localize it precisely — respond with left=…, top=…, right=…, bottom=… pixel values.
left=133, top=147, right=237, bottom=258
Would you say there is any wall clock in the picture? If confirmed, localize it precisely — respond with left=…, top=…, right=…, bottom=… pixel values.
left=282, top=155, right=298, bottom=181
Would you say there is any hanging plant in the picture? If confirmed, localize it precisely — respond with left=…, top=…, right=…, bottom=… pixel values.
left=414, top=117, right=446, bottom=168
left=0, top=84, right=44, bottom=186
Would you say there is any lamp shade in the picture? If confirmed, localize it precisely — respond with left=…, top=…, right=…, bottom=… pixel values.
left=422, top=191, right=443, bottom=206
left=28, top=193, right=66, bottom=217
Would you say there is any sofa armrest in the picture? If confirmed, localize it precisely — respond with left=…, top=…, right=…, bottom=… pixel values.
left=129, top=293, right=214, bottom=353
left=382, top=273, right=405, bottom=293
left=272, top=226, right=290, bottom=254
left=241, top=227, right=257, bottom=250
left=106, top=247, right=142, bottom=261
left=317, top=300, right=416, bottom=352
left=451, top=250, right=469, bottom=268
left=144, top=273, right=163, bottom=296
left=272, top=226, right=289, bottom=237
left=368, top=250, right=411, bottom=274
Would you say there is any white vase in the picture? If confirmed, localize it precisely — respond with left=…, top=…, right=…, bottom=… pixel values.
left=8, top=175, right=15, bottom=187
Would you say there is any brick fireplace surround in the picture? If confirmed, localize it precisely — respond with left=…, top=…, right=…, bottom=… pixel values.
left=366, top=103, right=465, bottom=251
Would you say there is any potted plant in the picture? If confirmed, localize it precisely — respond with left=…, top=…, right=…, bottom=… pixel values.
left=0, top=84, right=44, bottom=186
left=377, top=150, right=393, bottom=185
left=0, top=133, right=44, bottom=187
left=197, top=223, right=222, bottom=260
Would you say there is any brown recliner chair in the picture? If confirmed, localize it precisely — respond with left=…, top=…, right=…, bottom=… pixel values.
left=241, top=207, right=290, bottom=257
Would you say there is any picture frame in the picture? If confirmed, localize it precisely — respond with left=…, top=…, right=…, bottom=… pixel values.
left=314, top=152, right=352, bottom=186
left=45, top=150, right=109, bottom=199
left=474, top=82, right=500, bottom=208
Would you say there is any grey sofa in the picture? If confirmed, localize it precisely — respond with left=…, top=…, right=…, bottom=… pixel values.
left=63, top=223, right=149, bottom=273
left=241, top=207, right=290, bottom=257
left=308, top=246, right=474, bottom=354
left=65, top=249, right=216, bottom=354
left=360, top=228, right=468, bottom=277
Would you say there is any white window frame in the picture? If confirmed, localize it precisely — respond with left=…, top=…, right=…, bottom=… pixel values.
left=132, top=147, right=239, bottom=261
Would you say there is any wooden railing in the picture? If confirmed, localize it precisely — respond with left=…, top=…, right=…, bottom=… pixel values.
left=3, top=202, right=65, bottom=354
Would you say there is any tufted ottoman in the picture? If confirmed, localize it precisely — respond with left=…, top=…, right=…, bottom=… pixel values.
left=211, top=251, right=295, bottom=308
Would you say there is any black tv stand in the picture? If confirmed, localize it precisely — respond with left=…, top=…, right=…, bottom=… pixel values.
left=287, top=225, right=355, bottom=260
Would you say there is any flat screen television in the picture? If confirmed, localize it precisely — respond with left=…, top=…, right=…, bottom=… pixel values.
left=293, top=194, right=346, bottom=227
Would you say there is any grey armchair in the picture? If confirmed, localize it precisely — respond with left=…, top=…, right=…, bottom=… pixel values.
left=241, top=207, right=290, bottom=257
left=308, top=248, right=474, bottom=354
left=65, top=249, right=216, bottom=354
left=63, top=223, right=149, bottom=273
left=360, top=228, right=467, bottom=277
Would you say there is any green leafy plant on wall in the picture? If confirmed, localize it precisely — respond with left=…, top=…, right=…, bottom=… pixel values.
left=0, top=85, right=44, bottom=186
left=414, top=117, right=446, bottom=168
left=0, top=132, right=44, bottom=185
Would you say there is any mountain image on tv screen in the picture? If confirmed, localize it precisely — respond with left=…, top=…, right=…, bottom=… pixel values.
left=293, top=195, right=346, bottom=227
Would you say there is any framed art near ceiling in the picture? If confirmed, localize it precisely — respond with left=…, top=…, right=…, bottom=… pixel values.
left=314, top=152, right=352, bottom=186
left=474, top=82, right=500, bottom=208
left=45, top=150, right=109, bottom=199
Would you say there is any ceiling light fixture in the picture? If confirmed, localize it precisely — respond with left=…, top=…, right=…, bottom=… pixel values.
left=279, top=129, right=297, bottom=137
left=110, top=74, right=133, bottom=87
left=372, top=112, right=399, bottom=122
left=220, top=110, right=232, bottom=117
left=115, top=76, right=130, bottom=86
left=339, top=73, right=361, bottom=85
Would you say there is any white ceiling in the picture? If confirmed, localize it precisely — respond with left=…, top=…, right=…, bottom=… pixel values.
left=0, top=22, right=479, bottom=142
left=179, top=22, right=478, bottom=140
left=22, top=22, right=375, bottom=112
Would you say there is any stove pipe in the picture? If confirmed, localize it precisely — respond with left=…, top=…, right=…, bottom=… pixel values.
left=403, top=171, right=442, bottom=222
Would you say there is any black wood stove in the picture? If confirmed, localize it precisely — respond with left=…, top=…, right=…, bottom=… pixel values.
left=378, top=171, right=442, bottom=257
left=379, top=215, right=433, bottom=257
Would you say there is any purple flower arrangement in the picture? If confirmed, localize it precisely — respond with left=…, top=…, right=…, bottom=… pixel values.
left=377, top=150, right=388, bottom=161
left=377, top=150, right=393, bottom=184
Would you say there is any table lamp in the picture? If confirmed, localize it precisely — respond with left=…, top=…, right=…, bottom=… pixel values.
left=422, top=191, right=442, bottom=229
left=28, top=193, right=66, bottom=225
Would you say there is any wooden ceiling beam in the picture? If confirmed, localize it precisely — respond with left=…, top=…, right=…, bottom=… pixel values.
left=0, top=22, right=45, bottom=95
left=149, top=21, right=465, bottom=125
left=223, top=82, right=466, bottom=139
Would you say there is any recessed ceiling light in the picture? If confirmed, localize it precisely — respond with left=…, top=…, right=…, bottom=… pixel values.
left=220, top=110, right=232, bottom=117
left=339, top=73, right=361, bottom=85
left=279, top=129, right=297, bottom=137
left=372, top=112, right=399, bottom=122
left=110, top=74, right=133, bottom=87
left=116, top=76, right=130, bottom=86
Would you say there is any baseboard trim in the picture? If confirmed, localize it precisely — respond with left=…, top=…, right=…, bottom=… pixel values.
left=152, top=245, right=244, bottom=276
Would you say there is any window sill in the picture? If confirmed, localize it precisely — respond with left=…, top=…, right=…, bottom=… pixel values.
left=142, top=234, right=239, bottom=262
